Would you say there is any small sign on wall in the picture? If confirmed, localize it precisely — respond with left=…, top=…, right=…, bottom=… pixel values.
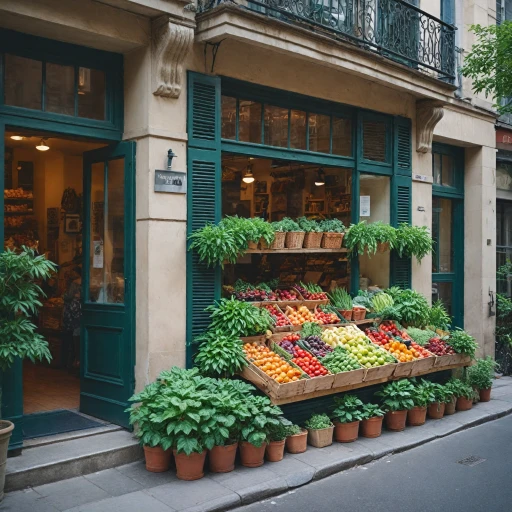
left=360, top=195, right=371, bottom=217
left=154, top=170, right=187, bottom=194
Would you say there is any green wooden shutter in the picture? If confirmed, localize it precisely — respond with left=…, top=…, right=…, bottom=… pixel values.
left=186, top=72, right=221, bottom=368
left=394, top=117, right=412, bottom=176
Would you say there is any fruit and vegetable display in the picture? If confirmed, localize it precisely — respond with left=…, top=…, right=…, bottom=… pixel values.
left=291, top=347, right=329, bottom=377
left=294, top=282, right=328, bottom=300
left=379, top=321, right=412, bottom=340
left=5, top=204, right=31, bottom=212
left=285, top=305, right=316, bottom=325
left=243, top=343, right=303, bottom=383
left=409, top=341, right=434, bottom=358
left=406, top=327, right=438, bottom=346
left=320, top=346, right=362, bottom=373
left=314, top=307, right=340, bottom=325
left=366, top=328, right=417, bottom=362
left=263, top=304, right=291, bottom=327
left=425, top=337, right=456, bottom=356
left=371, top=292, right=394, bottom=312
left=299, top=335, right=333, bottom=358
left=4, top=188, right=33, bottom=199
left=278, top=333, right=301, bottom=355
left=233, top=280, right=278, bottom=302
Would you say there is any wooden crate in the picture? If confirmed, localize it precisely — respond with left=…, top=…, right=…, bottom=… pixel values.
left=364, top=363, right=397, bottom=382
left=434, top=354, right=471, bottom=368
left=410, top=356, right=436, bottom=374
left=332, top=368, right=367, bottom=388
left=303, top=373, right=335, bottom=393
left=393, top=361, right=416, bottom=378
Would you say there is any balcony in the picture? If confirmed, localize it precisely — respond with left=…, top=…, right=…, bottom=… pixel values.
left=198, top=0, right=456, bottom=82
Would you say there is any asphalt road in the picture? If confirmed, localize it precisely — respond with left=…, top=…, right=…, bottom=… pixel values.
left=237, top=414, right=512, bottom=512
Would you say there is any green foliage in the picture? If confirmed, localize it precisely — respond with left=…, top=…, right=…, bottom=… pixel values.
left=332, top=394, right=365, bottom=423
left=394, top=224, right=434, bottom=262
left=411, top=379, right=436, bottom=407
left=285, top=424, right=304, bottom=436
left=304, top=413, right=332, bottom=430
left=390, top=289, right=430, bottom=328
left=371, top=292, right=394, bottom=313
left=361, top=403, right=385, bottom=420
left=406, top=327, right=438, bottom=347
left=371, top=221, right=397, bottom=246
left=468, top=357, right=498, bottom=390
left=206, top=297, right=274, bottom=337
left=239, top=395, right=283, bottom=447
left=352, top=290, right=374, bottom=310
left=319, top=218, right=345, bottom=233
left=328, top=287, right=353, bottom=310
left=377, top=306, right=403, bottom=322
left=248, top=217, right=276, bottom=245
left=428, top=300, right=452, bottom=331
left=194, top=331, right=248, bottom=378
left=272, top=217, right=301, bottom=232
left=297, top=217, right=322, bottom=233
left=268, top=417, right=292, bottom=442
left=461, top=22, right=512, bottom=114
left=447, top=328, right=478, bottom=358
left=344, top=221, right=377, bottom=256
left=376, top=379, right=415, bottom=412
left=0, top=248, right=57, bottom=373
left=496, top=262, right=512, bottom=374
left=445, top=378, right=475, bottom=400
left=300, top=322, right=323, bottom=339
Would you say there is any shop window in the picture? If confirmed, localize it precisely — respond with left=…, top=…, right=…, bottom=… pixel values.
left=308, top=113, right=330, bottom=153
left=358, top=174, right=391, bottom=289
left=77, top=68, right=106, bottom=120
left=4, top=54, right=42, bottom=110
left=497, top=200, right=512, bottom=296
left=432, top=282, right=453, bottom=317
left=264, top=105, right=289, bottom=147
left=433, top=152, right=456, bottom=188
left=332, top=116, right=352, bottom=156
left=290, top=110, right=307, bottom=150
left=362, top=120, right=387, bottom=162
left=221, top=96, right=237, bottom=140
left=239, top=100, right=262, bottom=143
left=432, top=197, right=453, bottom=273
left=46, top=62, right=75, bottom=116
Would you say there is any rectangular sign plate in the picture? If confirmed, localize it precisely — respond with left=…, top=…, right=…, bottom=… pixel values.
left=154, top=170, right=187, bottom=194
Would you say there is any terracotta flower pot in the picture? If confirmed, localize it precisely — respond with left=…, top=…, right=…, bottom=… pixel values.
left=240, top=441, right=267, bottom=467
left=339, top=309, right=353, bottom=321
left=444, top=397, right=456, bottom=415
left=248, top=240, right=258, bottom=250
left=209, top=443, right=238, bottom=473
left=0, top=421, right=14, bottom=502
left=360, top=416, right=384, bottom=438
left=334, top=420, right=360, bottom=443
left=352, top=308, right=366, bottom=321
left=456, top=396, right=473, bottom=411
left=266, top=440, right=285, bottom=462
left=427, top=402, right=445, bottom=420
left=385, top=410, right=407, bottom=432
left=307, top=425, right=334, bottom=448
left=173, top=449, right=207, bottom=481
left=407, top=406, right=427, bottom=426
left=286, top=430, right=308, bottom=454
left=479, top=388, right=492, bottom=402
left=143, top=445, right=172, bottom=473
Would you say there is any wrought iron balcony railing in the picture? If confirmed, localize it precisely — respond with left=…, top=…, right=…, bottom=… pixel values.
left=198, top=0, right=456, bottom=81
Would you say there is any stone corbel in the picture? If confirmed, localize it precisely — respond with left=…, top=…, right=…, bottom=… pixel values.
left=416, top=100, right=445, bottom=153
left=152, top=16, right=194, bottom=99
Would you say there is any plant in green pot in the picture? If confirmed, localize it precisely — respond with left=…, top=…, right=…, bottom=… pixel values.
left=360, top=403, right=385, bottom=438
left=468, top=357, right=498, bottom=402
left=331, top=394, right=365, bottom=442
left=266, top=417, right=291, bottom=462
left=408, top=379, right=435, bottom=426
left=0, top=249, right=56, bottom=500
left=319, top=218, right=345, bottom=249
left=304, top=413, right=334, bottom=448
left=376, top=379, right=415, bottom=432
left=298, top=217, right=323, bottom=249
left=285, top=424, right=308, bottom=454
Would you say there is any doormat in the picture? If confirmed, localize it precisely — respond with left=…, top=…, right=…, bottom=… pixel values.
left=23, top=410, right=104, bottom=439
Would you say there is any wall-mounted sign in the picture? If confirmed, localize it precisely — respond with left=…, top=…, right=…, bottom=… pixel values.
left=360, top=195, right=370, bottom=217
left=413, top=173, right=433, bottom=184
left=154, top=170, right=187, bottom=194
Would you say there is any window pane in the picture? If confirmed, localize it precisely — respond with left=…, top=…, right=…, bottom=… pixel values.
left=90, top=162, right=105, bottom=302
left=362, top=120, right=387, bottom=162
left=433, top=153, right=441, bottom=185
left=432, top=197, right=453, bottom=273
left=442, top=154, right=454, bottom=186
left=78, top=68, right=105, bottom=120
left=4, top=54, right=42, bottom=110
left=239, top=100, right=262, bottom=143
left=46, top=62, right=75, bottom=116
left=309, top=113, right=330, bottom=153
left=290, top=110, right=306, bottom=150
left=332, top=117, right=352, bottom=156
left=221, top=96, right=236, bottom=140
left=264, top=105, right=289, bottom=147
left=432, top=282, right=453, bottom=317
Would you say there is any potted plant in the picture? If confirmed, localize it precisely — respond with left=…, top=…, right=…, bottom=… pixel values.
left=408, top=379, right=435, bottom=426
left=423, top=382, right=450, bottom=420
left=285, top=424, right=308, bottom=454
left=447, top=328, right=479, bottom=359
left=0, top=248, right=56, bottom=500
left=443, top=379, right=458, bottom=415
left=304, top=413, right=334, bottom=448
left=331, top=394, right=365, bottom=442
left=248, top=217, right=275, bottom=250
left=344, top=221, right=377, bottom=256
left=319, top=218, right=345, bottom=249
left=328, top=287, right=353, bottom=321
left=280, top=217, right=305, bottom=249
left=447, top=378, right=475, bottom=411
left=239, top=395, right=282, bottom=467
left=270, top=220, right=287, bottom=249
left=393, top=223, right=433, bottom=263
left=372, top=222, right=397, bottom=253
left=360, top=403, right=385, bottom=438
left=376, top=379, right=415, bottom=432
left=298, top=217, right=323, bottom=249
left=266, top=418, right=290, bottom=462
left=468, top=357, right=498, bottom=402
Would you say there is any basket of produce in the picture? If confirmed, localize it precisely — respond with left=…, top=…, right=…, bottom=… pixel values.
left=285, top=231, right=306, bottom=249
left=321, top=232, right=344, bottom=249
left=320, top=346, right=367, bottom=388
left=303, top=231, right=323, bottom=249
left=294, top=282, right=329, bottom=305
left=270, top=231, right=286, bottom=250
left=352, top=306, right=366, bottom=321
left=314, top=305, right=342, bottom=326
left=233, top=280, right=278, bottom=302
left=291, top=347, right=335, bottom=391
left=262, top=304, right=292, bottom=332
left=328, top=287, right=353, bottom=320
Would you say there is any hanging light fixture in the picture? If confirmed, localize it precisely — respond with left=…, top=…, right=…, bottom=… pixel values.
left=315, top=168, right=325, bottom=186
left=243, top=164, right=255, bottom=184
left=10, top=135, right=24, bottom=141
left=36, top=138, right=50, bottom=151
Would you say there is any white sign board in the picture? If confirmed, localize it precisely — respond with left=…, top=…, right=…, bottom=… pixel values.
left=360, top=195, right=371, bottom=217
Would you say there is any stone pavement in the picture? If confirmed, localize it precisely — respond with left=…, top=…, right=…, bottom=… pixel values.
left=4, top=377, right=512, bottom=512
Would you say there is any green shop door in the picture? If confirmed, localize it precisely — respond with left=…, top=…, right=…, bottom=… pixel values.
left=81, top=142, right=136, bottom=427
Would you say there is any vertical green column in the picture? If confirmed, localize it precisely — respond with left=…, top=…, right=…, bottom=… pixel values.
left=1, top=360, right=23, bottom=452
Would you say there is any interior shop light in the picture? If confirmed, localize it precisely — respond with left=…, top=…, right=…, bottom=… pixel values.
left=10, top=135, right=24, bottom=141
left=243, top=165, right=255, bottom=184
left=315, top=168, right=325, bottom=186
left=36, top=139, right=50, bottom=151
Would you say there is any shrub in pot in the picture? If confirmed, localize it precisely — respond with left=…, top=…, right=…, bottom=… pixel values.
left=344, top=221, right=377, bottom=256
left=279, top=217, right=305, bottom=249
left=393, top=223, right=434, bottom=263
left=372, top=222, right=397, bottom=253
left=266, top=418, right=290, bottom=462
left=331, top=394, right=365, bottom=442
left=360, top=404, right=385, bottom=438
left=376, top=379, right=415, bottom=432
left=447, top=378, right=476, bottom=411
left=0, top=249, right=56, bottom=500
left=423, top=382, right=451, bottom=420
left=285, top=424, right=308, bottom=454
left=297, top=217, right=323, bottom=249
left=247, top=217, right=275, bottom=249
left=408, top=379, right=435, bottom=426
left=305, top=413, right=334, bottom=448
left=468, top=357, right=498, bottom=402
left=447, top=328, right=479, bottom=360
left=319, top=219, right=345, bottom=249
left=328, top=287, right=353, bottom=320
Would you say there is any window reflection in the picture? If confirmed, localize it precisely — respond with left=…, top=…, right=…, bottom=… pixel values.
left=264, top=105, right=289, bottom=147
left=4, top=54, right=42, bottom=110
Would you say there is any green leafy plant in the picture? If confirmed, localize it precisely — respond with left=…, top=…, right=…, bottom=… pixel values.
left=372, top=222, right=397, bottom=245
left=344, top=221, right=378, bottom=255
left=319, top=218, right=345, bottom=233
left=268, top=417, right=292, bottom=442
left=468, top=357, right=498, bottom=390
left=361, top=403, right=385, bottom=420
left=297, top=217, right=322, bottom=233
left=285, top=424, right=304, bottom=436
left=352, top=290, right=374, bottom=310
left=300, top=321, right=323, bottom=339
left=304, top=413, right=333, bottom=430
left=0, top=248, right=56, bottom=411
left=428, top=300, right=452, bottom=331
left=371, top=292, right=394, bottom=313
left=445, top=378, right=475, bottom=400
left=332, top=394, right=365, bottom=423
left=276, top=217, right=302, bottom=232
left=206, top=297, right=274, bottom=337
left=394, top=224, right=433, bottom=262
left=239, top=395, right=283, bottom=447
left=375, top=379, right=415, bottom=412
left=411, top=379, right=436, bottom=408
left=447, top=328, right=478, bottom=358
left=391, top=289, right=430, bottom=327
left=406, top=327, right=438, bottom=347
left=328, top=287, right=353, bottom=310
left=377, top=306, right=402, bottom=322
left=248, top=217, right=275, bottom=246
left=496, top=261, right=512, bottom=375
left=194, top=330, right=248, bottom=378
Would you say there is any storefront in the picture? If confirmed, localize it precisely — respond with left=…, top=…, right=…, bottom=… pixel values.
left=1, top=29, right=136, bottom=449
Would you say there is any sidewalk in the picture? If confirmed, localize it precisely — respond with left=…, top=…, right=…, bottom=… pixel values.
left=4, top=377, right=512, bottom=512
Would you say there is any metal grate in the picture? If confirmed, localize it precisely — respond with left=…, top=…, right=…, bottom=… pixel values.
left=458, top=456, right=486, bottom=467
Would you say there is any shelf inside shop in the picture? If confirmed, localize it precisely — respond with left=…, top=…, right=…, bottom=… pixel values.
left=4, top=211, right=34, bottom=216
left=245, top=248, right=348, bottom=254
left=4, top=197, right=34, bottom=203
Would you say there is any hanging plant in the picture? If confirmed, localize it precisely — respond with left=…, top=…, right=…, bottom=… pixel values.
left=344, top=221, right=378, bottom=255
left=394, top=224, right=434, bottom=262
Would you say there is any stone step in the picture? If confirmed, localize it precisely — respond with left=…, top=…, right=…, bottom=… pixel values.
left=5, top=429, right=143, bottom=492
